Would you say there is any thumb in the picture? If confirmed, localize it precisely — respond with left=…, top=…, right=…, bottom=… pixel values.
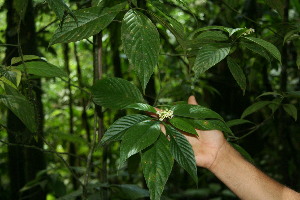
left=188, top=95, right=198, bottom=105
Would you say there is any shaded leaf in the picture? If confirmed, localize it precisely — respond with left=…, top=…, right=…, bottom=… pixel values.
left=283, top=104, right=297, bottom=121
left=171, top=104, right=224, bottom=121
left=11, top=55, right=41, bottom=65
left=110, top=184, right=149, bottom=200
left=196, top=31, right=228, bottom=41
left=50, top=3, right=126, bottom=45
left=241, top=42, right=271, bottom=62
left=100, top=114, right=151, bottom=145
left=0, top=94, right=36, bottom=132
left=231, top=143, right=254, bottom=164
left=16, top=61, right=67, bottom=78
left=46, top=0, right=72, bottom=20
left=119, top=121, right=161, bottom=167
left=169, top=117, right=197, bottom=135
left=226, top=119, right=254, bottom=127
left=193, top=44, right=231, bottom=75
left=122, top=10, right=160, bottom=92
left=91, top=77, right=145, bottom=109
left=190, top=119, right=233, bottom=137
left=125, top=103, right=157, bottom=113
left=141, top=134, right=173, bottom=200
left=166, top=125, right=197, bottom=184
left=265, top=0, right=285, bottom=17
left=227, top=57, right=246, bottom=93
left=241, top=101, right=272, bottom=119
left=243, top=37, right=281, bottom=63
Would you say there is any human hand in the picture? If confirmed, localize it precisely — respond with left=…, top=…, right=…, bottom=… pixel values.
left=182, top=96, right=227, bottom=169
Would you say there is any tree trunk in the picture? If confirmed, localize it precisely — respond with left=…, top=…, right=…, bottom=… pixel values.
left=4, top=0, right=46, bottom=199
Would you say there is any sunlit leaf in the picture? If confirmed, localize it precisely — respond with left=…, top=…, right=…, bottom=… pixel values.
left=50, top=3, right=126, bottom=45
left=166, top=125, right=197, bottom=184
left=91, top=77, right=145, bottom=109
left=119, top=121, right=161, bottom=167
left=193, top=44, right=231, bottom=75
left=122, top=10, right=160, bottom=92
left=15, top=61, right=67, bottom=78
left=227, top=57, right=246, bottom=93
left=141, top=134, right=173, bottom=200
left=100, top=114, right=151, bottom=145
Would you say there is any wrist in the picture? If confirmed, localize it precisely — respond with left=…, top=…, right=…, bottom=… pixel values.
left=208, top=141, right=238, bottom=173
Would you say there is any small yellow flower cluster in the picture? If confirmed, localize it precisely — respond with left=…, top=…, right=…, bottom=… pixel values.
left=156, top=109, right=174, bottom=121
left=243, top=28, right=255, bottom=36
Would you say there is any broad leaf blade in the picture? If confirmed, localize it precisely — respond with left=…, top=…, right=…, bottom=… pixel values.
left=0, top=94, right=36, bottom=132
left=11, top=55, right=41, bottom=65
left=91, top=77, right=145, bottom=109
left=46, top=0, right=72, bottom=20
left=171, top=104, right=224, bottom=121
left=283, top=104, right=297, bottom=121
left=110, top=184, right=149, bottom=199
left=141, top=134, right=173, bottom=200
left=16, top=61, right=67, bottom=78
left=100, top=114, right=151, bottom=145
left=50, top=3, right=126, bottom=45
left=243, top=37, right=281, bottom=63
left=193, top=44, right=231, bottom=75
left=125, top=103, right=157, bottom=113
left=241, top=42, right=271, bottom=62
left=122, top=10, right=160, bottom=92
left=166, top=125, right=197, bottom=184
left=241, top=101, right=272, bottom=119
left=226, top=119, right=254, bottom=127
left=119, top=121, right=161, bottom=167
left=227, top=57, right=246, bottom=93
left=169, top=117, right=197, bottom=135
left=190, top=119, right=233, bottom=137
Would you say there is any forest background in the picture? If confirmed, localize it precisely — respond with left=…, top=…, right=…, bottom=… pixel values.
left=0, top=0, right=300, bottom=199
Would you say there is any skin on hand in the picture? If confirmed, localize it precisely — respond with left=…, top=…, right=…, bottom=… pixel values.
left=184, top=96, right=226, bottom=169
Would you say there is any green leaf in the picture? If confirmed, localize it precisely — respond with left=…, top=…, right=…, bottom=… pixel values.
left=110, top=184, right=149, bottom=200
left=125, top=103, right=157, bottom=113
left=46, top=0, right=72, bottom=20
left=231, top=143, right=254, bottom=164
left=141, top=134, right=173, bottom=200
left=256, top=92, right=283, bottom=99
left=226, top=119, right=253, bottom=127
left=171, top=104, right=224, bottom=121
left=169, top=117, right=197, bottom=135
left=13, top=0, right=28, bottom=20
left=241, top=42, right=271, bottom=62
left=15, top=61, right=67, bottom=78
left=243, top=37, right=281, bottom=63
left=286, top=91, right=300, bottom=98
left=50, top=3, right=126, bottom=45
left=0, top=94, right=36, bottom=132
left=265, top=0, right=285, bottom=17
left=166, top=125, right=197, bottom=184
left=283, top=104, right=298, bottom=121
left=227, top=57, right=246, bottom=93
left=190, top=119, right=233, bottom=137
left=91, top=77, right=145, bottom=109
left=119, top=121, right=161, bottom=167
left=193, top=44, right=231, bottom=75
left=196, top=31, right=229, bottom=41
left=11, top=55, right=41, bottom=65
left=100, top=114, right=151, bottom=145
left=241, top=101, right=272, bottom=119
left=122, top=10, right=160, bottom=92
left=0, top=69, right=21, bottom=88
